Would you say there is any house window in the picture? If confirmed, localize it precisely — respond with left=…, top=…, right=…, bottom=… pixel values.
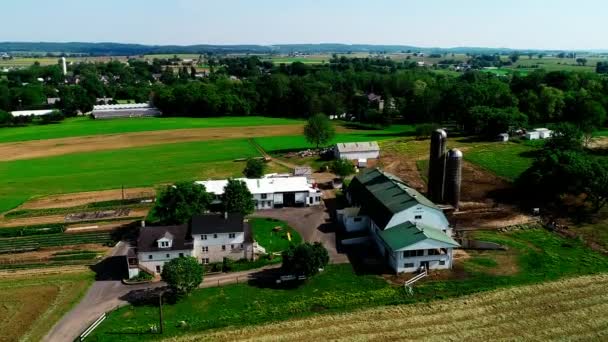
left=213, top=234, right=218, bottom=239
left=156, top=265, right=161, bottom=273
left=179, top=253, right=184, bottom=257
left=202, top=258, right=209, bottom=264
left=201, top=235, right=207, bottom=240
left=428, top=249, right=440, bottom=256
left=202, top=246, right=208, bottom=253
left=231, top=244, right=235, bottom=250
left=261, top=194, right=267, bottom=199
left=403, top=250, right=424, bottom=258
left=439, top=260, right=446, bottom=265
left=229, top=233, right=236, bottom=239
left=415, top=215, right=422, bottom=220
left=148, top=255, right=153, bottom=260
left=240, top=244, right=244, bottom=249
left=221, top=245, right=226, bottom=251
left=353, top=217, right=362, bottom=222
left=404, top=263, right=415, bottom=268
left=166, top=253, right=170, bottom=258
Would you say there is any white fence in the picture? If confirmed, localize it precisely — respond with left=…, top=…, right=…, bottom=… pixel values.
left=76, top=313, right=106, bottom=341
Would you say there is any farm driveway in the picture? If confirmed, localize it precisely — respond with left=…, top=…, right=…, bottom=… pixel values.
left=251, top=205, right=349, bottom=264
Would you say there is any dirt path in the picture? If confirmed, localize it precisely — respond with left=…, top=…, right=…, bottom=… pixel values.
left=0, top=124, right=317, bottom=161
left=17, top=187, right=156, bottom=210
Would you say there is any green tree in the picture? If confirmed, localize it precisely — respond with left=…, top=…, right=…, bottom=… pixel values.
left=466, top=106, right=527, bottom=137
left=223, top=179, right=254, bottom=215
left=330, top=158, right=356, bottom=178
left=576, top=58, right=588, bottom=66
left=152, top=182, right=211, bottom=225
left=281, top=242, right=329, bottom=277
left=509, top=52, right=520, bottom=63
left=414, top=123, right=438, bottom=140
left=161, top=256, right=204, bottom=296
left=0, top=110, right=12, bottom=125
left=243, top=158, right=266, bottom=178
left=546, top=123, right=584, bottom=152
left=303, top=113, right=335, bottom=148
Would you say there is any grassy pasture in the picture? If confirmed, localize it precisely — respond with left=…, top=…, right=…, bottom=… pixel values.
left=89, top=228, right=608, bottom=341
left=0, top=138, right=261, bottom=213
left=0, top=271, right=94, bottom=342
left=463, top=141, right=536, bottom=180
left=249, top=218, right=302, bottom=253
left=0, top=116, right=303, bottom=143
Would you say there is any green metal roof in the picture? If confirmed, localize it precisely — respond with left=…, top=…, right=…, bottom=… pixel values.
left=348, top=168, right=440, bottom=229
left=378, top=221, right=460, bottom=251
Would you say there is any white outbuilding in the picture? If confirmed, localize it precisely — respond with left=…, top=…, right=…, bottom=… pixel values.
left=534, top=128, right=553, bottom=139
left=334, top=141, right=380, bottom=162
left=11, top=109, right=55, bottom=117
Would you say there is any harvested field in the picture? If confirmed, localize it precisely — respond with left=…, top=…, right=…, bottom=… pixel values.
left=0, top=271, right=93, bottom=342
left=18, top=187, right=156, bottom=210
left=0, top=124, right=317, bottom=161
left=168, top=274, right=608, bottom=342
left=0, top=244, right=108, bottom=264
left=0, top=208, right=149, bottom=228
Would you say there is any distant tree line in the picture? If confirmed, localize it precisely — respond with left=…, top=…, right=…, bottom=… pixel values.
left=1, top=56, right=608, bottom=135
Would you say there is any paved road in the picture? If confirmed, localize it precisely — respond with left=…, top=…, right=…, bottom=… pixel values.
left=251, top=205, right=349, bottom=264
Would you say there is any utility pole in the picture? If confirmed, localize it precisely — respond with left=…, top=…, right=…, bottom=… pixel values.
left=158, top=291, right=164, bottom=334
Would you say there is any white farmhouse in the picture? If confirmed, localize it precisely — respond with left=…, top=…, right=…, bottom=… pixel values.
left=334, top=141, right=380, bottom=166
left=342, top=168, right=459, bottom=273
left=196, top=176, right=322, bottom=210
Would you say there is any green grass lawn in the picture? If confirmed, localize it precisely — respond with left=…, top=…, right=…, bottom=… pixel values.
left=464, top=141, right=537, bottom=180
left=0, top=116, right=303, bottom=143
left=89, top=228, right=608, bottom=341
left=0, top=138, right=260, bottom=213
left=256, top=124, right=414, bottom=152
left=249, top=218, right=302, bottom=253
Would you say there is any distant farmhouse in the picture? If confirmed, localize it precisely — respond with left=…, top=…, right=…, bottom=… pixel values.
left=131, top=213, right=252, bottom=276
left=197, top=176, right=322, bottom=210
left=334, top=141, right=380, bottom=167
left=91, top=103, right=161, bottom=119
left=338, top=168, right=459, bottom=273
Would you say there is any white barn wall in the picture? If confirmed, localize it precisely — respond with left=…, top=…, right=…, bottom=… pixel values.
left=385, top=205, right=450, bottom=231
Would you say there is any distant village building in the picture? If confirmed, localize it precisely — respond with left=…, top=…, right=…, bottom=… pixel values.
left=197, top=176, right=322, bottom=210
left=46, top=97, right=61, bottom=105
left=338, top=168, right=459, bottom=273
left=367, top=93, right=385, bottom=111
left=134, top=214, right=253, bottom=275
left=91, top=103, right=161, bottom=119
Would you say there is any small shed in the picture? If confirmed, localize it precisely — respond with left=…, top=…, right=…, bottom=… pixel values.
left=497, top=133, right=509, bottom=142
left=334, top=141, right=380, bottom=161
left=525, top=131, right=540, bottom=140
left=534, top=128, right=553, bottom=139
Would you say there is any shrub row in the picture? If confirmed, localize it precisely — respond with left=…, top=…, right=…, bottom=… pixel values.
left=0, top=223, right=64, bottom=238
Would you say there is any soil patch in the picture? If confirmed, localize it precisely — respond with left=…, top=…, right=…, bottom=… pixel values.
left=18, top=187, right=156, bottom=210
left=0, top=124, right=353, bottom=161
left=0, top=208, right=149, bottom=228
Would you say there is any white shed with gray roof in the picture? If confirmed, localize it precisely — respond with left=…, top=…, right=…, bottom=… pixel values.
left=334, top=141, right=380, bottom=161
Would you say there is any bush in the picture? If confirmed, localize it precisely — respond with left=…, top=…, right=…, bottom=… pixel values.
left=130, top=271, right=153, bottom=282
left=243, top=158, right=266, bottom=178
left=161, top=256, right=204, bottom=296
left=281, top=242, right=329, bottom=278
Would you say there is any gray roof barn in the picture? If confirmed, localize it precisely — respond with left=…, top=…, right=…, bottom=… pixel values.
left=335, top=141, right=380, bottom=154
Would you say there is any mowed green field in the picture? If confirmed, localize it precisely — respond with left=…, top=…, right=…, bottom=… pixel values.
left=256, top=124, right=414, bottom=152
left=463, top=141, right=537, bottom=180
left=0, top=116, right=303, bottom=143
left=0, top=138, right=260, bottom=213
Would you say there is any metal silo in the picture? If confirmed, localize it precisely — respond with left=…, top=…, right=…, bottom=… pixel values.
left=445, top=148, right=463, bottom=210
left=428, top=129, right=447, bottom=202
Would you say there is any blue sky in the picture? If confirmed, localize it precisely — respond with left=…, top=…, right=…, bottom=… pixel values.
left=1, top=0, right=606, bottom=49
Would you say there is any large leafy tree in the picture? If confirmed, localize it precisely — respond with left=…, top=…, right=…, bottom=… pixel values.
left=223, top=179, right=254, bottom=215
left=465, top=106, right=527, bottom=137
left=330, top=158, right=356, bottom=178
left=281, top=242, right=329, bottom=277
left=0, top=110, right=12, bottom=125
left=152, top=182, right=211, bottom=225
left=161, top=256, right=204, bottom=296
left=303, top=113, right=335, bottom=148
left=243, top=158, right=266, bottom=178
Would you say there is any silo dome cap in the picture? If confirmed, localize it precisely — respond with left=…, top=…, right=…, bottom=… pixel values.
left=449, top=148, right=463, bottom=157
left=434, top=129, right=447, bottom=138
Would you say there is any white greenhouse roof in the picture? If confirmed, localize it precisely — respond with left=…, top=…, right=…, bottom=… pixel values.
left=93, top=103, right=153, bottom=111
left=196, top=176, right=316, bottom=195
left=336, top=141, right=380, bottom=153
left=11, top=109, right=55, bottom=117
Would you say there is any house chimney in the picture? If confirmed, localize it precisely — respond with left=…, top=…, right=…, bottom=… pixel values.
left=224, top=212, right=228, bottom=220
left=141, top=220, right=145, bottom=228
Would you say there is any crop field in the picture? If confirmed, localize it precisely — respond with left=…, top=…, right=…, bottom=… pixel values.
left=89, top=228, right=608, bottom=341
left=171, top=273, right=608, bottom=342
left=255, top=124, right=414, bottom=153
left=0, top=231, right=114, bottom=253
left=0, top=116, right=302, bottom=143
left=0, top=138, right=261, bottom=213
left=0, top=271, right=94, bottom=342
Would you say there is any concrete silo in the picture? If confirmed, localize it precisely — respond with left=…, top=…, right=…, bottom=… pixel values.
left=61, top=57, right=67, bottom=76
left=445, top=148, right=463, bottom=210
left=427, top=129, right=447, bottom=202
